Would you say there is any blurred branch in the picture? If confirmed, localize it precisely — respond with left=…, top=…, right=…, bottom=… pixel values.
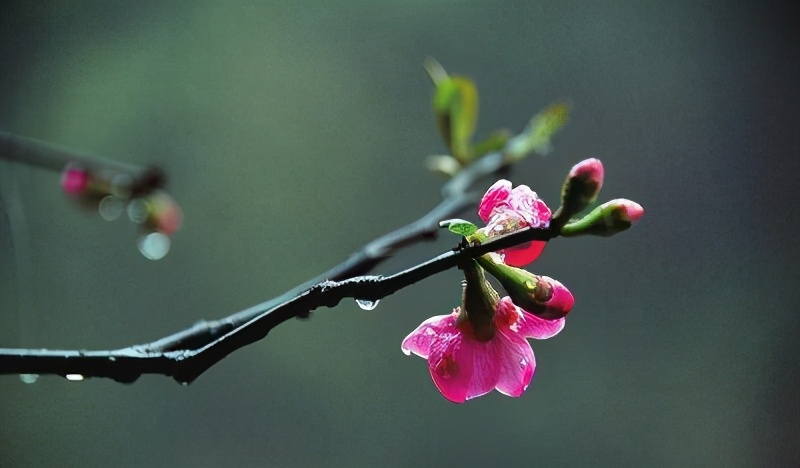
left=0, top=148, right=556, bottom=384
left=0, top=131, right=166, bottom=197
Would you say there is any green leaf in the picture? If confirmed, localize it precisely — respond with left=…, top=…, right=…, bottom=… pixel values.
left=447, top=219, right=478, bottom=237
left=505, top=102, right=570, bottom=161
left=442, top=219, right=478, bottom=237
left=433, top=76, right=479, bottom=163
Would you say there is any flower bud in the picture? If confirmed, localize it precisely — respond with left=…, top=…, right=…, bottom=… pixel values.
left=60, top=164, right=92, bottom=195
left=560, top=198, right=643, bottom=237
left=553, top=158, right=604, bottom=225
left=476, top=254, right=574, bottom=320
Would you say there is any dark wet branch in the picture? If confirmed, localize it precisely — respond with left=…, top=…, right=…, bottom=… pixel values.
left=0, top=145, right=540, bottom=384
left=0, top=225, right=556, bottom=384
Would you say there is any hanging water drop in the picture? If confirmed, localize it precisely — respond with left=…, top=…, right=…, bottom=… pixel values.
left=355, top=299, right=380, bottom=311
left=19, top=374, right=39, bottom=384
left=65, top=374, right=84, bottom=381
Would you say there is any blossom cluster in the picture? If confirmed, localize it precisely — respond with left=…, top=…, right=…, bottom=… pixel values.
left=402, top=159, right=642, bottom=403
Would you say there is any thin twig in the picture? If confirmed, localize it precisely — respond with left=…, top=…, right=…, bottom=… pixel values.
left=0, top=131, right=165, bottom=196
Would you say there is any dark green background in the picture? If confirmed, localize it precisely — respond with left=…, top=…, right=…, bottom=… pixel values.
left=1, top=1, right=798, bottom=467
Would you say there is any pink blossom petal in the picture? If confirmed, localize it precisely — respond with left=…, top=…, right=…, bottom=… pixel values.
left=509, top=185, right=551, bottom=226
left=427, top=330, right=475, bottom=403
left=509, top=184, right=537, bottom=212
left=502, top=240, right=547, bottom=267
left=478, top=179, right=512, bottom=223
left=493, top=330, right=536, bottom=397
left=615, top=199, right=644, bottom=223
left=401, top=313, right=456, bottom=359
left=498, top=297, right=565, bottom=339
left=534, top=199, right=552, bottom=223
left=535, top=276, right=574, bottom=320
left=518, top=310, right=565, bottom=340
left=465, top=341, right=502, bottom=400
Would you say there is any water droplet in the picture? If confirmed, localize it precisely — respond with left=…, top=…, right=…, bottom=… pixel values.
left=98, top=195, right=124, bottom=221
left=65, top=374, right=84, bottom=381
left=108, top=356, right=116, bottom=362
left=355, top=299, right=380, bottom=311
left=19, top=374, right=39, bottom=384
left=127, top=198, right=149, bottom=224
left=519, top=357, right=527, bottom=368
left=181, top=381, right=189, bottom=386
left=137, top=232, right=171, bottom=260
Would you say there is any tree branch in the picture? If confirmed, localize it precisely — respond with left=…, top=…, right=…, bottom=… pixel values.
left=0, top=131, right=165, bottom=197
left=0, top=146, right=544, bottom=384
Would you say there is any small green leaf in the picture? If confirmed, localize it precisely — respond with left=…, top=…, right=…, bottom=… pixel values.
left=433, top=76, right=479, bottom=163
left=423, top=57, right=448, bottom=85
left=447, top=220, right=478, bottom=237
left=505, top=102, right=570, bottom=161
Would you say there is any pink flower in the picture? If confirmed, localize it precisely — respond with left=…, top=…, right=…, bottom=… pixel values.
left=402, top=296, right=565, bottom=403
left=478, top=180, right=551, bottom=267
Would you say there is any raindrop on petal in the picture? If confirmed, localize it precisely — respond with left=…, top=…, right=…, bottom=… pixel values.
left=355, top=299, right=380, bottom=311
left=19, top=374, right=39, bottom=384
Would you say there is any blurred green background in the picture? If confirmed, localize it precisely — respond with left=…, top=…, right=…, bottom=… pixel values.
left=1, top=1, right=797, bottom=467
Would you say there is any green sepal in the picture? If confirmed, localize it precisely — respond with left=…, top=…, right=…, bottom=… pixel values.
left=560, top=202, right=633, bottom=237
left=475, top=254, right=554, bottom=317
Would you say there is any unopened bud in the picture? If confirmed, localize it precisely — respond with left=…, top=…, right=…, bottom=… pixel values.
left=476, top=255, right=574, bottom=320
left=552, top=158, right=604, bottom=226
left=560, top=198, right=643, bottom=237
left=60, top=164, right=92, bottom=195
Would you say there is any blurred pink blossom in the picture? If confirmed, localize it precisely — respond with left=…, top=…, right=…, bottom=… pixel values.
left=60, top=165, right=91, bottom=195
